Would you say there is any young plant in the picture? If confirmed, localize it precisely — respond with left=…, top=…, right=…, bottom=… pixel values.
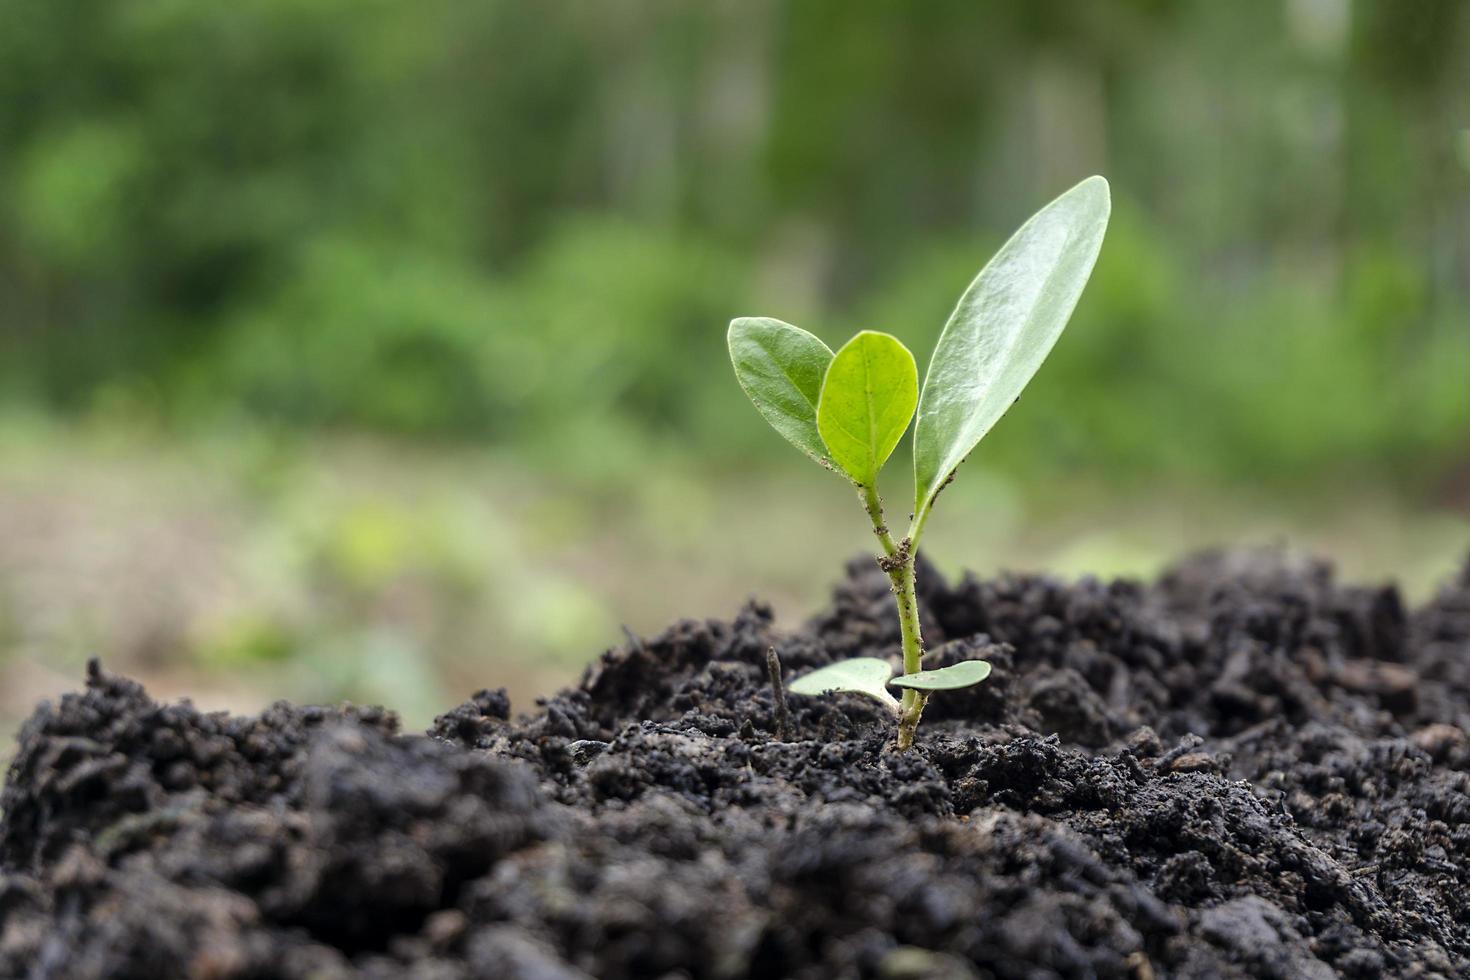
left=729, top=176, right=1110, bottom=750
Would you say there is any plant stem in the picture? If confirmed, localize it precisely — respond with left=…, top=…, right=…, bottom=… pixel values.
left=896, top=690, right=929, bottom=750
left=859, top=483, right=899, bottom=558
left=858, top=483, right=928, bottom=749
left=892, top=553, right=928, bottom=749
left=891, top=546, right=923, bottom=677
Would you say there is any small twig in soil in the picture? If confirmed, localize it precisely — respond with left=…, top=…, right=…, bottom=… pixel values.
left=620, top=624, right=644, bottom=654
left=1156, top=733, right=1204, bottom=769
left=766, top=647, right=791, bottom=741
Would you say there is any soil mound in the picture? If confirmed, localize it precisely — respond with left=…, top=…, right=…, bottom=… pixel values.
left=3, top=551, right=1469, bottom=978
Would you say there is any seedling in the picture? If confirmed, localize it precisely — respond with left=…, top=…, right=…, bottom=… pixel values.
left=729, top=176, right=1110, bottom=749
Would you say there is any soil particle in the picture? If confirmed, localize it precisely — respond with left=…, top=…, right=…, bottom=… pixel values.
left=3, top=550, right=1470, bottom=978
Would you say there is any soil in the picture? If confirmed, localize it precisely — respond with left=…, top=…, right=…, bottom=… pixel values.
left=3, top=549, right=1470, bottom=979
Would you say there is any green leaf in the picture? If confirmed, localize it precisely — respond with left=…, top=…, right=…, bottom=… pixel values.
left=913, top=176, right=1110, bottom=522
left=728, top=317, right=835, bottom=466
left=816, top=331, right=918, bottom=487
left=889, top=660, right=992, bottom=691
left=787, top=657, right=900, bottom=710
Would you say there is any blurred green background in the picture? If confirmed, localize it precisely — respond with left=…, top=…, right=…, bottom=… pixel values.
left=2, top=0, right=1469, bottom=739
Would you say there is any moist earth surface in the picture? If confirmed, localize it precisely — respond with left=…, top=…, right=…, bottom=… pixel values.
left=3, top=550, right=1470, bottom=979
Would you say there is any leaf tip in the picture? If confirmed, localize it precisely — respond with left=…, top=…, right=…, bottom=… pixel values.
left=851, top=329, right=916, bottom=358
left=1077, top=174, right=1111, bottom=216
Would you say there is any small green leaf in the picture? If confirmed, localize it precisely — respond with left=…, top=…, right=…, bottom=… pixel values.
left=728, top=317, right=835, bottom=466
left=816, top=331, right=918, bottom=487
left=787, top=657, right=900, bottom=710
left=913, top=176, right=1110, bottom=522
left=889, top=660, right=992, bottom=691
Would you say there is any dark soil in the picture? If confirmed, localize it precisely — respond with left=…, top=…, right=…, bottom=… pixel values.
left=4, top=550, right=1470, bottom=979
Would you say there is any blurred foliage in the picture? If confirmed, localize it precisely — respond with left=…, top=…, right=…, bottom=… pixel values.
left=0, top=0, right=1468, bottom=492
left=2, top=424, right=1466, bottom=745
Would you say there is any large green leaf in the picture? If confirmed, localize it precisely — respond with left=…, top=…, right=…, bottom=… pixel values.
left=889, top=660, right=991, bottom=691
left=816, top=331, right=918, bottom=487
left=787, top=657, right=899, bottom=710
left=728, top=317, right=835, bottom=466
left=913, top=176, right=1110, bottom=521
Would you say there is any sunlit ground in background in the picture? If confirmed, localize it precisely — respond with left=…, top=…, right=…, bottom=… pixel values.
left=3, top=418, right=1467, bottom=758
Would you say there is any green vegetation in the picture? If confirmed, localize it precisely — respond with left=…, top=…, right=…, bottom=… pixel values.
left=735, top=178, right=1110, bottom=748
left=1, top=2, right=1467, bottom=493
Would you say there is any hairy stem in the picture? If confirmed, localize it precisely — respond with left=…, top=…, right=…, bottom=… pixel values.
left=858, top=483, right=927, bottom=749
left=896, top=690, right=928, bottom=750
left=891, top=548, right=927, bottom=746
left=891, top=549, right=923, bottom=676
left=859, top=483, right=899, bottom=558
